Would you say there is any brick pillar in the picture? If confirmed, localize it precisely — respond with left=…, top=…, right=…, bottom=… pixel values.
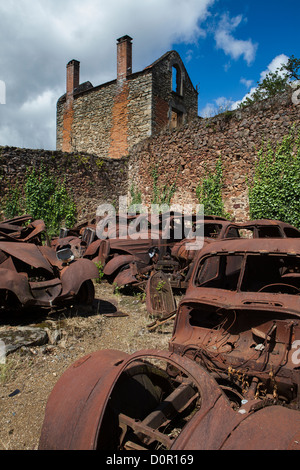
left=66, top=60, right=80, bottom=95
left=63, top=60, right=80, bottom=152
left=117, top=35, right=132, bottom=81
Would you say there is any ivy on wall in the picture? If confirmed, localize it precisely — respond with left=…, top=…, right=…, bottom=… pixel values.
left=3, top=166, right=77, bottom=237
left=248, top=129, right=300, bottom=228
left=129, top=183, right=142, bottom=212
left=196, top=158, right=230, bottom=219
left=151, top=164, right=179, bottom=207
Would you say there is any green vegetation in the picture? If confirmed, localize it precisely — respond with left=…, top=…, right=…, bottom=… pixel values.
left=248, top=130, right=300, bottom=228
left=2, top=166, right=77, bottom=237
left=94, top=260, right=104, bottom=284
left=151, top=164, right=179, bottom=207
left=155, top=280, right=166, bottom=292
left=196, top=158, right=230, bottom=219
left=239, top=55, right=300, bottom=108
left=130, top=183, right=142, bottom=212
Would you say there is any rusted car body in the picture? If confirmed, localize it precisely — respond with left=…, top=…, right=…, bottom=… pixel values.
left=111, top=218, right=300, bottom=291
left=0, top=241, right=99, bottom=311
left=0, top=215, right=50, bottom=245
left=39, top=239, right=300, bottom=450
left=52, top=213, right=141, bottom=261
left=54, top=212, right=224, bottom=262
left=100, top=214, right=230, bottom=286
left=170, top=238, right=300, bottom=401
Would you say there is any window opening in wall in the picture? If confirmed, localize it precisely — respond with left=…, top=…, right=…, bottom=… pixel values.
left=172, top=65, right=182, bottom=95
left=170, top=108, right=183, bottom=129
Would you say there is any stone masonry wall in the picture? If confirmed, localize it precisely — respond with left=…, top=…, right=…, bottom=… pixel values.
left=151, top=51, right=198, bottom=132
left=0, top=147, right=129, bottom=223
left=128, top=90, right=300, bottom=222
left=56, top=51, right=198, bottom=159
left=1, top=90, right=299, bottom=226
left=57, top=73, right=153, bottom=159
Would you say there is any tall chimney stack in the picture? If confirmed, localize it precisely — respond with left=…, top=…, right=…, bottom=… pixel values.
left=117, top=35, right=132, bottom=81
left=66, top=59, right=80, bottom=95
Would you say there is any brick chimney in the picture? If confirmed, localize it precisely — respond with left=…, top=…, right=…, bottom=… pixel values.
left=66, top=59, right=80, bottom=95
left=117, top=35, right=132, bottom=81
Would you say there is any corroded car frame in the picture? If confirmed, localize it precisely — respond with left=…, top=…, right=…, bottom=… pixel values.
left=0, top=215, right=50, bottom=245
left=0, top=241, right=99, bottom=310
left=39, top=238, right=300, bottom=450
left=39, top=348, right=300, bottom=450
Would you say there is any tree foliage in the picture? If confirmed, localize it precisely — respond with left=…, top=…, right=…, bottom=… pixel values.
left=239, top=55, right=300, bottom=108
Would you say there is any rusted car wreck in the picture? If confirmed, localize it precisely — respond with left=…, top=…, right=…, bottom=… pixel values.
left=102, top=218, right=300, bottom=291
left=0, top=215, right=49, bottom=245
left=39, top=238, right=300, bottom=450
left=0, top=241, right=99, bottom=311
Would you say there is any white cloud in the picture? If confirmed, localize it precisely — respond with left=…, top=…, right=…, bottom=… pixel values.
left=240, top=77, right=254, bottom=89
left=200, top=96, right=235, bottom=117
left=214, top=13, right=258, bottom=65
left=200, top=103, right=217, bottom=118
left=0, top=0, right=215, bottom=149
left=185, top=49, right=194, bottom=63
left=232, top=54, right=290, bottom=109
left=260, top=53, right=289, bottom=80
left=0, top=81, right=5, bottom=105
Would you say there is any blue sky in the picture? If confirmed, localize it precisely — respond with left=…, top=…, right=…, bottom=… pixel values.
left=0, top=0, right=299, bottom=149
left=176, top=0, right=300, bottom=116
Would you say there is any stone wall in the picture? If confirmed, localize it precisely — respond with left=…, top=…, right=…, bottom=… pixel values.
left=1, top=90, right=299, bottom=225
left=128, top=89, right=300, bottom=221
left=0, top=147, right=129, bottom=223
left=56, top=50, right=198, bottom=159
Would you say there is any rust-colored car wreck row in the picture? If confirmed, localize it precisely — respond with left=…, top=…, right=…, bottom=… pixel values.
left=0, top=216, right=98, bottom=311
left=52, top=213, right=300, bottom=290
left=39, top=237, right=300, bottom=450
left=1, top=215, right=300, bottom=450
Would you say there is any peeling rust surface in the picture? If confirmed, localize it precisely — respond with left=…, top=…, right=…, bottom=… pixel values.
left=39, top=237, right=300, bottom=450
left=0, top=240, right=99, bottom=311
left=0, top=215, right=49, bottom=245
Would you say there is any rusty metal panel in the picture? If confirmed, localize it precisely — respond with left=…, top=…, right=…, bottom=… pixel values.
left=39, top=348, right=300, bottom=450
left=145, top=271, right=176, bottom=318
left=38, top=235, right=300, bottom=451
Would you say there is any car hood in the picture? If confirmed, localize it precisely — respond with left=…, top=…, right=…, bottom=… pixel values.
left=181, top=286, right=300, bottom=319
left=0, top=242, right=54, bottom=273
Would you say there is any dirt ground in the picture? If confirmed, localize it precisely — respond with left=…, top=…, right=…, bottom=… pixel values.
left=0, top=281, right=178, bottom=450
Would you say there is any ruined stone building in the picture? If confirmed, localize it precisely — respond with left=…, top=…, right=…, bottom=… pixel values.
left=56, top=35, right=198, bottom=158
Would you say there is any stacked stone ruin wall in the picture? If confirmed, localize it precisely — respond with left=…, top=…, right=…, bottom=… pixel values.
left=1, top=90, right=300, bottom=225
left=128, top=89, right=300, bottom=221
left=57, top=73, right=153, bottom=158
left=0, top=147, right=129, bottom=223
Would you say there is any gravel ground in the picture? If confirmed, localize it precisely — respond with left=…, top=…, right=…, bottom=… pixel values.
left=0, top=282, right=178, bottom=450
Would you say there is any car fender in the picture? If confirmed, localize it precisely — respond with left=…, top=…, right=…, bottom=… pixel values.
left=60, top=259, right=99, bottom=296
left=0, top=268, right=33, bottom=305
left=103, top=254, right=136, bottom=276
left=38, top=349, right=225, bottom=450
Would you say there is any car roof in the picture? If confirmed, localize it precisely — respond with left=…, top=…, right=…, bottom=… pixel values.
left=195, top=237, right=300, bottom=258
